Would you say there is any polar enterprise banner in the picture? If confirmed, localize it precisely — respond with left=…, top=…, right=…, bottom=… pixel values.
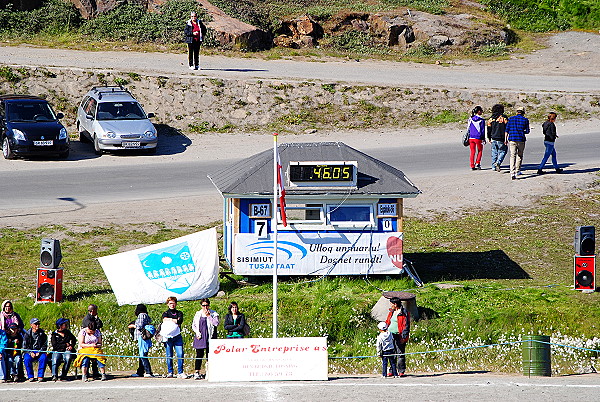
left=233, top=232, right=404, bottom=275
left=98, top=228, right=220, bottom=305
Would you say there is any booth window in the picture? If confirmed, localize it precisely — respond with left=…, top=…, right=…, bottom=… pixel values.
left=283, top=204, right=324, bottom=224
left=327, top=205, right=374, bottom=226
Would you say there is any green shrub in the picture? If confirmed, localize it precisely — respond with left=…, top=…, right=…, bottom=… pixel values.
left=478, top=43, right=508, bottom=57
left=80, top=0, right=205, bottom=43
left=0, top=66, right=20, bottom=83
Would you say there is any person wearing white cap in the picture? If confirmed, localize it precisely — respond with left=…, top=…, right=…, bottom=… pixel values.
left=505, top=106, right=530, bottom=180
left=376, top=321, right=398, bottom=378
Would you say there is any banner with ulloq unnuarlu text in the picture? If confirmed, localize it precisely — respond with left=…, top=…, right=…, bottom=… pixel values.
left=233, top=232, right=404, bottom=275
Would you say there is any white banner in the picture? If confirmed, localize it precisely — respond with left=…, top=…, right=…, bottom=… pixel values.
left=208, top=337, right=328, bottom=382
left=233, top=232, right=404, bottom=275
left=98, top=228, right=220, bottom=305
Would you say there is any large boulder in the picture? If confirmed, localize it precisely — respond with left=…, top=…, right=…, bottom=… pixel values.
left=274, top=15, right=323, bottom=48
left=198, top=0, right=271, bottom=50
left=368, top=14, right=415, bottom=48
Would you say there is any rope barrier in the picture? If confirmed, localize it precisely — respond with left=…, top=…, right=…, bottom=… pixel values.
left=6, top=339, right=599, bottom=362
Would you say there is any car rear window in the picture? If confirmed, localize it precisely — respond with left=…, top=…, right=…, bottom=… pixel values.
left=97, top=101, right=146, bottom=120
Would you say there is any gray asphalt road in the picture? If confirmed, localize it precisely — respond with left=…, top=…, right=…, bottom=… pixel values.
left=0, top=131, right=598, bottom=212
left=0, top=374, right=598, bottom=401
left=1, top=45, right=599, bottom=93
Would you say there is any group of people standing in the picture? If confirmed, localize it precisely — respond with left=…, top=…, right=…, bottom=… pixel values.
left=467, top=104, right=564, bottom=180
left=130, top=297, right=246, bottom=380
left=0, top=298, right=247, bottom=383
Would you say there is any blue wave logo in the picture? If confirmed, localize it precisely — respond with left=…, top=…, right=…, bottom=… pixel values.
left=138, top=242, right=196, bottom=294
left=247, top=240, right=307, bottom=260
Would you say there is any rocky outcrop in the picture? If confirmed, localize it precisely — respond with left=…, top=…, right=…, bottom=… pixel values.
left=368, top=14, right=415, bottom=48
left=198, top=0, right=271, bottom=50
left=281, top=9, right=511, bottom=52
left=274, top=15, right=323, bottom=48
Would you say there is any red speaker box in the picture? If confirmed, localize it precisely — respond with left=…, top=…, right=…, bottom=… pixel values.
left=37, top=268, right=63, bottom=302
left=574, top=255, right=595, bottom=291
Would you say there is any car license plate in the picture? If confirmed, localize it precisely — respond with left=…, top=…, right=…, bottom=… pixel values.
left=33, top=140, right=53, bottom=146
left=122, top=141, right=141, bottom=148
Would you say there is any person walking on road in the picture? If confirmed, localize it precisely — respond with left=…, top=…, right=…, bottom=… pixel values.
left=467, top=106, right=486, bottom=170
left=184, top=11, right=207, bottom=70
left=537, top=112, right=564, bottom=175
left=487, top=104, right=508, bottom=172
left=505, top=106, right=530, bottom=180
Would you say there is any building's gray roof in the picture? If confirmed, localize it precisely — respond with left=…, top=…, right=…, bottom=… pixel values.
left=208, top=142, right=420, bottom=197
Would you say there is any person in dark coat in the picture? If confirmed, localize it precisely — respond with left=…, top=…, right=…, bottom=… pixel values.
left=50, top=318, right=77, bottom=381
left=537, top=112, right=564, bottom=175
left=23, top=318, right=48, bottom=382
left=184, top=11, right=207, bottom=70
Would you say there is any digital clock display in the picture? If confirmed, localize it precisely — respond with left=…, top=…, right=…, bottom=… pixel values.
left=289, top=163, right=356, bottom=182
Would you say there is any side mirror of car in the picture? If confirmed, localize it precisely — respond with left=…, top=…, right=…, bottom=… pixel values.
left=56, top=112, right=64, bottom=119
left=147, top=112, right=155, bottom=118
left=86, top=114, right=93, bottom=120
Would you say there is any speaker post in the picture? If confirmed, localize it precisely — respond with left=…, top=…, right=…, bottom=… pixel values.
left=37, top=238, right=64, bottom=303
left=574, top=255, right=596, bottom=292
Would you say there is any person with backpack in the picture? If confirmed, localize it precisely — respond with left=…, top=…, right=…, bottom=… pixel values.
left=487, top=104, right=509, bottom=172
left=467, top=106, right=486, bottom=170
left=128, top=304, right=155, bottom=378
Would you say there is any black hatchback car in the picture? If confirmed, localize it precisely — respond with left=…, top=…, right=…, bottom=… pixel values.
left=0, top=95, right=69, bottom=159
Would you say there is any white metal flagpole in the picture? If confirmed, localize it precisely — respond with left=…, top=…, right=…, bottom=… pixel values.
left=272, top=133, right=279, bottom=338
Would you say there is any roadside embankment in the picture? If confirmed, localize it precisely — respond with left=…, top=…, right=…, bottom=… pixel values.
left=1, top=65, right=599, bottom=134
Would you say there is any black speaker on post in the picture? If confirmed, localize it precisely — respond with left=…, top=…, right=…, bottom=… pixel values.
left=574, top=226, right=595, bottom=256
left=40, top=238, right=62, bottom=269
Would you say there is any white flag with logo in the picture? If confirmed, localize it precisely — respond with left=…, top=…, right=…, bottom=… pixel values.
left=98, top=228, right=220, bottom=305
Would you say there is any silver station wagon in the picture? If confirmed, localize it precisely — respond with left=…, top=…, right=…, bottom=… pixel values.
left=76, top=86, right=157, bottom=155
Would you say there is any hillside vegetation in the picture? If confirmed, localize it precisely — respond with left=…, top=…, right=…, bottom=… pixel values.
left=0, top=0, right=598, bottom=57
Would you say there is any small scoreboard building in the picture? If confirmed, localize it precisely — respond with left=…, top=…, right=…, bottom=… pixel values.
left=208, top=142, right=420, bottom=276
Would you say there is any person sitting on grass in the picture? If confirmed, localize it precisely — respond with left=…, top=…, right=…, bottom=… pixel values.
left=73, top=322, right=107, bottom=382
left=23, top=318, right=48, bottom=382
left=50, top=318, right=77, bottom=381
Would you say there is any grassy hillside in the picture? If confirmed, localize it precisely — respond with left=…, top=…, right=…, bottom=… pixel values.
left=0, top=0, right=598, bottom=56
left=2, top=187, right=598, bottom=375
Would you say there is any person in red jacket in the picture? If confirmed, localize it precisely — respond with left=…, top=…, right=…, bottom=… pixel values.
left=385, top=297, right=410, bottom=377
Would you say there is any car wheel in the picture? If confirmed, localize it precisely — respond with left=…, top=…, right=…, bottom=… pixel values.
left=2, top=136, right=15, bottom=159
left=77, top=122, right=89, bottom=143
left=93, top=134, right=102, bottom=155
